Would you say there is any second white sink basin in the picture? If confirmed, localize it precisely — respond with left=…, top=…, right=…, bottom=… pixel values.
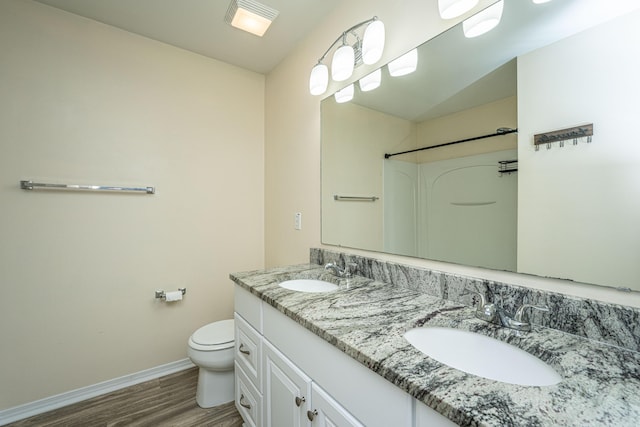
left=279, top=279, right=338, bottom=293
left=404, top=327, right=561, bottom=386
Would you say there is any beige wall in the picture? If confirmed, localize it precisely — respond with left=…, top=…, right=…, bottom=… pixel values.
left=264, top=0, right=640, bottom=308
left=416, top=96, right=517, bottom=163
left=0, top=0, right=264, bottom=409
left=321, top=100, right=415, bottom=251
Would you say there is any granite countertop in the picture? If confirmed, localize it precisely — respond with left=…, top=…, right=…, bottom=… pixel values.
left=230, top=264, right=640, bottom=427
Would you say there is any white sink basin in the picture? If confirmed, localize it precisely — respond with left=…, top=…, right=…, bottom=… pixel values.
left=279, top=279, right=338, bottom=293
left=404, top=327, right=562, bottom=386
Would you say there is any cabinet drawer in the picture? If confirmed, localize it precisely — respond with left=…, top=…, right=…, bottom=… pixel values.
left=234, top=285, right=262, bottom=332
left=235, top=362, right=262, bottom=427
left=235, top=312, right=262, bottom=390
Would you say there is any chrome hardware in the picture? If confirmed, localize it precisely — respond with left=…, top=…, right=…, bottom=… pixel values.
left=324, top=262, right=357, bottom=278
left=154, top=288, right=186, bottom=299
left=515, top=304, right=549, bottom=322
left=295, top=396, right=306, bottom=407
left=464, top=290, right=497, bottom=323
left=307, top=409, right=318, bottom=421
left=333, top=195, right=379, bottom=202
left=238, top=343, right=251, bottom=356
left=20, top=180, right=155, bottom=194
left=462, top=289, right=549, bottom=333
left=239, top=394, right=251, bottom=409
left=498, top=304, right=549, bottom=332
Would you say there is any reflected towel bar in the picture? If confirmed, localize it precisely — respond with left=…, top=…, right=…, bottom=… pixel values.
left=20, top=180, right=155, bottom=194
left=334, top=195, right=379, bottom=202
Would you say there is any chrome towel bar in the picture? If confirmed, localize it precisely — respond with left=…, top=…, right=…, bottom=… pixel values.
left=20, top=180, right=155, bottom=194
left=334, top=195, right=379, bottom=202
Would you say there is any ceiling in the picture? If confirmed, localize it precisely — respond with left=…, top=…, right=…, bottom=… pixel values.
left=34, top=0, right=341, bottom=74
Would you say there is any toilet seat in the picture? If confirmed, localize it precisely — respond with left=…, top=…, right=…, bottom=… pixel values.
left=189, top=319, right=234, bottom=351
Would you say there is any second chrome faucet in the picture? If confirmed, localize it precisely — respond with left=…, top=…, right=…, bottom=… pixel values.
left=466, top=290, right=549, bottom=332
left=324, top=262, right=357, bottom=279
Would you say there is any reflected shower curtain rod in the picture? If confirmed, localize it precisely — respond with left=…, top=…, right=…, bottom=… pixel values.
left=384, top=128, right=517, bottom=159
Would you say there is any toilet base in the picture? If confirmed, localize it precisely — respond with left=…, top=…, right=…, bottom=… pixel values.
left=195, top=366, right=235, bottom=408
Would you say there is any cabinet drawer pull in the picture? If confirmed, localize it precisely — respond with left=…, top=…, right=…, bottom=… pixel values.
left=307, top=409, right=318, bottom=421
left=239, top=343, right=251, bottom=356
left=239, top=394, right=251, bottom=409
left=295, top=396, right=306, bottom=407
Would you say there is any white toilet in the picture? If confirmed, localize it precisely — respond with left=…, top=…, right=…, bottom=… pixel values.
left=187, top=319, right=235, bottom=408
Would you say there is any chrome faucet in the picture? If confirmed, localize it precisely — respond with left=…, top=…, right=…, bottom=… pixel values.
left=497, top=304, right=549, bottom=332
left=324, top=262, right=356, bottom=278
left=465, top=290, right=548, bottom=332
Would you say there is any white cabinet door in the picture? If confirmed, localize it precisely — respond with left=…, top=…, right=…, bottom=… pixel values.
left=308, top=383, right=364, bottom=427
left=264, top=340, right=312, bottom=427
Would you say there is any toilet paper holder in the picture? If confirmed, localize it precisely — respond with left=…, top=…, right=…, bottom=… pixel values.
left=155, top=288, right=187, bottom=299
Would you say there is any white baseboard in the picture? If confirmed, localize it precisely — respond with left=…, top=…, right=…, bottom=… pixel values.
left=0, top=358, right=195, bottom=426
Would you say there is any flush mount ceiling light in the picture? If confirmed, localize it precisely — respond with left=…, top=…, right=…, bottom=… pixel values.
left=532, top=0, right=553, bottom=3
left=309, top=16, right=385, bottom=96
left=438, top=0, right=479, bottom=19
left=463, top=0, right=504, bottom=38
left=224, top=0, right=279, bottom=37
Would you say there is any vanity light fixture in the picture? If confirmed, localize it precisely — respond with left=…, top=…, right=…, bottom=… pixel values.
left=334, top=84, right=354, bottom=103
left=388, top=48, right=418, bottom=77
left=309, top=16, right=385, bottom=96
left=438, top=0, right=479, bottom=19
left=224, top=0, right=279, bottom=37
left=463, top=0, right=504, bottom=38
left=532, top=0, right=553, bottom=3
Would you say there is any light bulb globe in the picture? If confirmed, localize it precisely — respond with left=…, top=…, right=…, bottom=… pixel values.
left=359, top=69, right=382, bottom=92
left=309, top=63, right=328, bottom=95
left=463, top=0, right=504, bottom=38
left=362, top=20, right=385, bottom=65
left=334, top=84, right=354, bottom=103
left=388, top=49, right=418, bottom=77
left=332, top=45, right=355, bottom=82
left=438, top=0, right=479, bottom=19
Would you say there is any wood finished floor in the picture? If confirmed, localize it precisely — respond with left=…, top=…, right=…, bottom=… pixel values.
left=6, top=367, right=243, bottom=427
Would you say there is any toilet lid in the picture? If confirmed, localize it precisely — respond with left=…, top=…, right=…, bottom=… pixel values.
left=192, top=319, right=234, bottom=347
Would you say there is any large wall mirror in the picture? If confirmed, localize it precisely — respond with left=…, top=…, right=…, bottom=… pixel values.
left=322, top=0, right=640, bottom=291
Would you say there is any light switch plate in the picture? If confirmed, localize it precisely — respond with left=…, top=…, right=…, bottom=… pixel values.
left=294, top=212, right=302, bottom=230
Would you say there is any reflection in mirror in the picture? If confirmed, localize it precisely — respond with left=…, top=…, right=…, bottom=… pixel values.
left=321, top=0, right=640, bottom=291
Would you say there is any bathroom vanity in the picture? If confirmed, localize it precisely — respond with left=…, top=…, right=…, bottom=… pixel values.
left=233, top=269, right=454, bottom=427
left=231, top=254, right=640, bottom=426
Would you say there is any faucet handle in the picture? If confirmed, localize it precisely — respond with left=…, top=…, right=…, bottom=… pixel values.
left=464, top=290, right=496, bottom=323
left=514, top=304, right=549, bottom=323
left=463, top=289, right=489, bottom=306
left=345, top=262, right=357, bottom=278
